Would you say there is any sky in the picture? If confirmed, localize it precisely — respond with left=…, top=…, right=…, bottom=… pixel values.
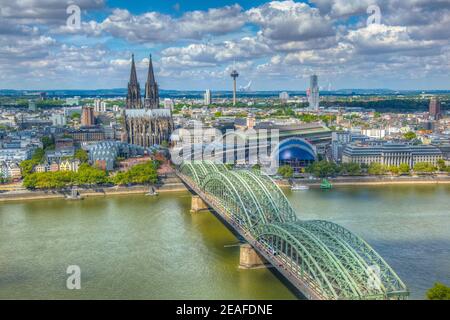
left=0, top=0, right=449, bottom=91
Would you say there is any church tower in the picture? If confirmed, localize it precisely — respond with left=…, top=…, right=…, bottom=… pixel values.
left=126, top=54, right=142, bottom=109
left=144, top=54, right=160, bottom=109
left=124, top=53, right=173, bottom=148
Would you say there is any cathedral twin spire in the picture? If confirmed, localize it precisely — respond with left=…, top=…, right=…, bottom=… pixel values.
left=126, top=54, right=159, bottom=109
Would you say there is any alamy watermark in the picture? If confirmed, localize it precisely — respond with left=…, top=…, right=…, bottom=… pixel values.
left=169, top=122, right=280, bottom=174
left=66, top=4, right=81, bottom=29
left=367, top=4, right=382, bottom=26
left=66, top=265, right=81, bottom=290
left=366, top=265, right=382, bottom=291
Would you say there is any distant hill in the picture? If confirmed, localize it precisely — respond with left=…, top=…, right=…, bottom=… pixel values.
left=1, top=88, right=449, bottom=99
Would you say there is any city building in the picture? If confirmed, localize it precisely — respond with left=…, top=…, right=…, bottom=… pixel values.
left=1, top=161, right=22, bottom=180
left=342, top=143, right=443, bottom=167
left=247, top=114, right=256, bottom=129
left=361, top=128, right=387, bottom=139
left=164, top=99, right=174, bottom=111
left=34, top=163, right=49, bottom=173
left=0, top=147, right=34, bottom=162
left=308, top=75, right=320, bottom=111
left=69, top=127, right=106, bottom=143
left=279, top=92, right=289, bottom=103
left=88, top=141, right=149, bottom=171
left=46, top=147, right=75, bottom=163
left=81, top=106, right=95, bottom=127
left=204, top=89, right=212, bottom=105
left=55, top=138, right=74, bottom=149
left=60, top=159, right=81, bottom=172
left=429, top=97, right=442, bottom=120
left=331, top=131, right=370, bottom=163
left=28, top=100, right=37, bottom=112
left=174, top=122, right=330, bottom=172
left=7, top=162, right=21, bottom=180
left=94, top=99, right=107, bottom=113
left=124, top=54, right=174, bottom=147
left=51, top=114, right=67, bottom=127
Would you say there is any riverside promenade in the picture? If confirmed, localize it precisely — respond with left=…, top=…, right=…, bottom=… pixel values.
left=278, top=175, right=450, bottom=187
left=0, top=174, right=187, bottom=202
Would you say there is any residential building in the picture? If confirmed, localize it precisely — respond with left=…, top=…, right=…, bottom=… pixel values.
left=51, top=114, right=67, bottom=127
left=60, top=159, right=81, bottom=172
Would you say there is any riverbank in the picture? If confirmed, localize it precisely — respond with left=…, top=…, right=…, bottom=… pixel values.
left=2, top=174, right=450, bottom=202
left=277, top=175, right=450, bottom=187
left=0, top=174, right=187, bottom=203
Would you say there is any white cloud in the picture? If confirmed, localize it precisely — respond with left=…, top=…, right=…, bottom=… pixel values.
left=76, top=5, right=246, bottom=43
left=248, top=1, right=335, bottom=41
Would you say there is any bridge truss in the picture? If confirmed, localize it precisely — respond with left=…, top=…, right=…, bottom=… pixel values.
left=178, top=161, right=409, bottom=300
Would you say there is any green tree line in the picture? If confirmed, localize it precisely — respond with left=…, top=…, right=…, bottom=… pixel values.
left=278, top=160, right=450, bottom=179
left=23, top=161, right=159, bottom=190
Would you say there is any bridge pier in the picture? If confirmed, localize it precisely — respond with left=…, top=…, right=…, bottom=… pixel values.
left=190, top=195, right=209, bottom=213
left=239, top=244, right=268, bottom=269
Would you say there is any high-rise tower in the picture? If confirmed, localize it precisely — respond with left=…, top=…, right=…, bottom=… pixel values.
left=429, top=97, right=442, bottom=120
left=231, top=69, right=239, bottom=106
left=144, top=54, right=159, bottom=109
left=126, top=54, right=142, bottom=109
left=308, top=75, right=319, bottom=111
left=204, top=89, right=212, bottom=105
left=81, top=106, right=95, bottom=127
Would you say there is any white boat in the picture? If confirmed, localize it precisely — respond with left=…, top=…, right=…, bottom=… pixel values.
left=291, top=184, right=310, bottom=191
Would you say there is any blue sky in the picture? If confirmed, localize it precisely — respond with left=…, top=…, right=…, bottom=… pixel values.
left=0, top=0, right=449, bottom=91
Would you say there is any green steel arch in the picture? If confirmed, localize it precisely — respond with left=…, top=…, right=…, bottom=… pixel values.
left=177, top=161, right=409, bottom=300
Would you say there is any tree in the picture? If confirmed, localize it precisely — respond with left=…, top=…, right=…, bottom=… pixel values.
left=252, top=164, right=261, bottom=172
left=20, top=160, right=36, bottom=176
left=437, top=159, right=446, bottom=171
left=403, top=131, right=417, bottom=141
left=306, top=161, right=338, bottom=178
left=413, top=162, right=436, bottom=173
left=31, top=148, right=45, bottom=163
left=368, top=163, right=387, bottom=175
left=41, top=136, right=55, bottom=150
left=388, top=166, right=400, bottom=175
left=74, top=149, right=89, bottom=163
left=76, top=164, right=108, bottom=185
left=339, top=163, right=361, bottom=176
left=278, top=165, right=294, bottom=179
left=111, top=161, right=159, bottom=186
left=427, top=283, right=450, bottom=300
left=71, top=112, right=81, bottom=120
left=399, top=163, right=410, bottom=175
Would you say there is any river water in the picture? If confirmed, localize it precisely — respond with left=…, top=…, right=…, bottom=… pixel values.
left=0, top=185, right=449, bottom=300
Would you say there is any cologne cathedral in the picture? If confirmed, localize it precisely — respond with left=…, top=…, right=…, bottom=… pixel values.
left=123, top=54, right=173, bottom=147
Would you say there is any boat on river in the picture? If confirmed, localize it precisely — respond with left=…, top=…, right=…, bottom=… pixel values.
left=320, top=179, right=333, bottom=189
left=291, top=184, right=310, bottom=191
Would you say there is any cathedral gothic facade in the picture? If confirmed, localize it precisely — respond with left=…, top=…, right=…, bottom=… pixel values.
left=123, top=54, right=173, bottom=147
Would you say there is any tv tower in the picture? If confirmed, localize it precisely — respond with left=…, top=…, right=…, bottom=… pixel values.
left=230, top=68, right=239, bottom=106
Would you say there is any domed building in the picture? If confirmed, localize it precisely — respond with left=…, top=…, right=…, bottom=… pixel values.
left=273, top=138, right=317, bottom=171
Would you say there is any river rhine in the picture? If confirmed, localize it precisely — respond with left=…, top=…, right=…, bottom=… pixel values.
left=1, top=185, right=449, bottom=299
